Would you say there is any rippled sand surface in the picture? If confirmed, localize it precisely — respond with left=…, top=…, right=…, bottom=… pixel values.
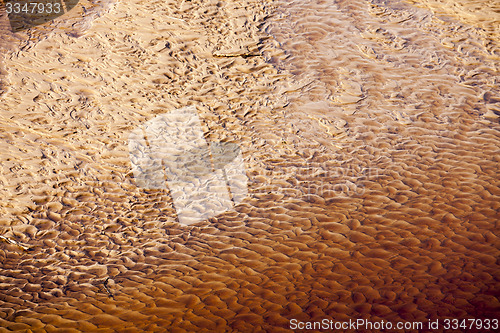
left=0, top=0, right=499, bottom=331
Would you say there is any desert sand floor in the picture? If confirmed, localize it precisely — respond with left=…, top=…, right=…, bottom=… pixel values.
left=0, top=0, right=499, bottom=332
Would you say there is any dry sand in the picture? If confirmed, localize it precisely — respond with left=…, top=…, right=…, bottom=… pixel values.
left=0, top=0, right=499, bottom=331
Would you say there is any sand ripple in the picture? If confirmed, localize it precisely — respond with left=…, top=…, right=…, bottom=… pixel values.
left=0, top=0, right=499, bottom=331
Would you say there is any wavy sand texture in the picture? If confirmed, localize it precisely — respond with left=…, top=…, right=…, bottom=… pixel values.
left=0, top=0, right=499, bottom=331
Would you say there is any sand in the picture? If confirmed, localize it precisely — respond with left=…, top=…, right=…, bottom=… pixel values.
left=0, top=0, right=499, bottom=331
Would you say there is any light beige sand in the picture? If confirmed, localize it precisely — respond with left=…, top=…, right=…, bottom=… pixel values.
left=0, top=0, right=499, bottom=331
